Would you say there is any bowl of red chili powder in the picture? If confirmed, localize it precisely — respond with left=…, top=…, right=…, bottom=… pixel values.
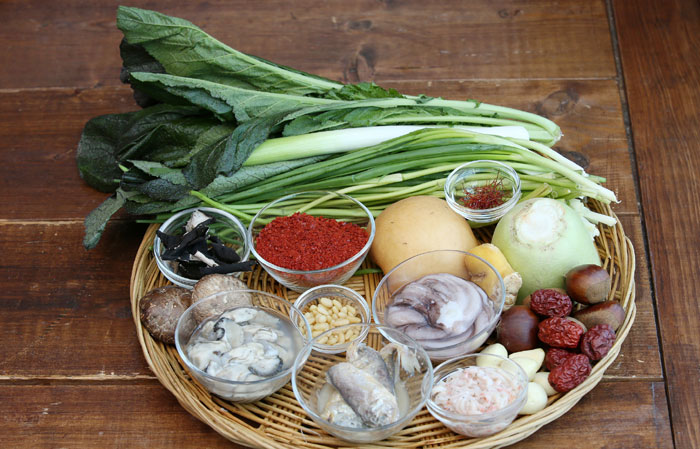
left=248, top=191, right=375, bottom=292
left=444, top=160, right=521, bottom=225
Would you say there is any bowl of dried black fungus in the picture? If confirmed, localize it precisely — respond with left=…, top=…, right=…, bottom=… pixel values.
left=154, top=208, right=253, bottom=289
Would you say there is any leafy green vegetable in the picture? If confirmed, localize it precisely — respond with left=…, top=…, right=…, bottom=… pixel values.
left=77, top=6, right=603, bottom=249
left=116, top=5, right=342, bottom=95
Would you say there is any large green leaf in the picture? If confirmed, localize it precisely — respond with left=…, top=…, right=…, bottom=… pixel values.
left=129, top=72, right=337, bottom=122
left=117, top=6, right=342, bottom=95
left=76, top=104, right=209, bottom=192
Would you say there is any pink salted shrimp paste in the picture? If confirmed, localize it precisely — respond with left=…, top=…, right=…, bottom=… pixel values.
left=432, top=366, right=521, bottom=415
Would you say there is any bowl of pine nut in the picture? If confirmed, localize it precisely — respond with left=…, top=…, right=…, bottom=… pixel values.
left=293, top=284, right=370, bottom=354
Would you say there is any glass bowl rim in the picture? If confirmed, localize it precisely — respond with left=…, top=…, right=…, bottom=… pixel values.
left=425, top=353, right=529, bottom=421
left=292, top=284, right=372, bottom=353
left=444, top=160, right=522, bottom=218
left=291, top=323, right=434, bottom=434
left=153, top=206, right=251, bottom=287
left=247, top=190, right=376, bottom=275
left=371, top=249, right=506, bottom=349
left=174, top=289, right=311, bottom=386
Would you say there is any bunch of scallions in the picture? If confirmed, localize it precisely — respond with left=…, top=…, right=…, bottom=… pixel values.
left=78, top=6, right=617, bottom=248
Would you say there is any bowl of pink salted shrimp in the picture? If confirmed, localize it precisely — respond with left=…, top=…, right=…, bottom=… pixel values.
left=426, top=353, right=528, bottom=437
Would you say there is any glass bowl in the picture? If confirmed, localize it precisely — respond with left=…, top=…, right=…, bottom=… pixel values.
left=153, top=207, right=250, bottom=289
left=372, top=249, right=506, bottom=361
left=174, top=289, right=310, bottom=403
left=291, top=323, right=433, bottom=443
left=293, top=284, right=370, bottom=354
left=426, top=353, right=528, bottom=437
left=248, top=191, right=375, bottom=293
left=444, top=160, right=521, bottom=225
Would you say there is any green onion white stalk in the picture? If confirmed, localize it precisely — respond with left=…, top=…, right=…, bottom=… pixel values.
left=178, top=127, right=616, bottom=227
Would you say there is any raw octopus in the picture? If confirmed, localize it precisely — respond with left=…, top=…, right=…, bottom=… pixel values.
left=385, top=273, right=493, bottom=347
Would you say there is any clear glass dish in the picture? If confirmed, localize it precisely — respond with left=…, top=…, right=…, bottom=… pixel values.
left=372, top=249, right=505, bottom=361
left=248, top=191, right=375, bottom=293
left=444, top=160, right=521, bottom=225
left=427, top=353, right=528, bottom=437
left=174, top=289, right=310, bottom=403
left=153, top=207, right=250, bottom=289
left=291, top=323, right=433, bottom=443
left=293, top=284, right=370, bottom=354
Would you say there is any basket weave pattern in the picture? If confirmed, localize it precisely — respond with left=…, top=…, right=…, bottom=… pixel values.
left=130, top=201, right=635, bottom=449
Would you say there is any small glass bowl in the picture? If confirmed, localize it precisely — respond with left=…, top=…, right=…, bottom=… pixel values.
left=444, top=160, right=521, bottom=225
left=248, top=191, right=375, bottom=293
left=153, top=207, right=250, bottom=289
left=427, top=353, right=528, bottom=437
left=291, top=323, right=433, bottom=443
left=293, top=284, right=370, bottom=354
left=372, top=250, right=505, bottom=361
left=174, top=289, right=310, bottom=403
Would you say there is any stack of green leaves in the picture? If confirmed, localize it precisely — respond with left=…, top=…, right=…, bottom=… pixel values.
left=77, top=6, right=615, bottom=249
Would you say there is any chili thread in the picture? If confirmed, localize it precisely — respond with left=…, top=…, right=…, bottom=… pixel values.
left=462, top=177, right=508, bottom=209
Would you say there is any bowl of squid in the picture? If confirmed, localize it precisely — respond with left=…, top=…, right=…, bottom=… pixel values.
left=175, top=289, right=310, bottom=402
left=372, top=250, right=506, bottom=361
left=291, top=323, right=433, bottom=443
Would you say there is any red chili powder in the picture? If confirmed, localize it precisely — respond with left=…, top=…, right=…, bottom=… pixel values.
left=255, top=212, right=369, bottom=270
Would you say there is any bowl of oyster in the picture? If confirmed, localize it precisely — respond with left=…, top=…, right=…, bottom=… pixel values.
left=175, top=289, right=310, bottom=402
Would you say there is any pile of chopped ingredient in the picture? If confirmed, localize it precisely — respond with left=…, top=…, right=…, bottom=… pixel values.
left=255, top=213, right=369, bottom=270
left=158, top=210, right=255, bottom=279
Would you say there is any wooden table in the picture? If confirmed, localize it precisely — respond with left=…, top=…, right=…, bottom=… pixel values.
left=1, top=0, right=697, bottom=447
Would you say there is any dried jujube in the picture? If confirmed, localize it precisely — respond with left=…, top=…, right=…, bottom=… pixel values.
left=544, top=348, right=577, bottom=371
left=580, top=324, right=616, bottom=360
left=527, top=288, right=573, bottom=317
left=538, top=317, right=584, bottom=349
left=548, top=354, right=591, bottom=393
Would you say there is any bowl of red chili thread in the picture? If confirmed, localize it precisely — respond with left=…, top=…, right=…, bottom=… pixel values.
left=248, top=191, right=376, bottom=293
left=444, top=160, right=522, bottom=226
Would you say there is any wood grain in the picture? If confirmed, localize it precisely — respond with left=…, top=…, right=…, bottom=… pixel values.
left=0, top=381, right=670, bottom=449
left=0, top=0, right=615, bottom=89
left=613, top=0, right=700, bottom=446
left=0, top=0, right=683, bottom=446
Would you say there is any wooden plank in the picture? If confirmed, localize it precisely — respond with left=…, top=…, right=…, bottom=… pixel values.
left=0, top=78, right=634, bottom=220
left=0, top=221, right=151, bottom=376
left=613, top=0, right=700, bottom=447
left=0, top=218, right=661, bottom=379
left=605, top=215, right=661, bottom=379
left=0, top=0, right=615, bottom=89
left=0, top=380, right=671, bottom=448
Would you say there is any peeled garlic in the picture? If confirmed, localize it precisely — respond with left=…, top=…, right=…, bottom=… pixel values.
left=477, top=343, right=508, bottom=367
left=520, top=382, right=548, bottom=415
left=533, top=372, right=558, bottom=396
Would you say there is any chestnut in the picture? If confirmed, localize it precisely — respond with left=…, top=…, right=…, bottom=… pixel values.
left=572, top=301, right=625, bottom=331
left=497, top=305, right=540, bottom=353
left=565, top=264, right=611, bottom=305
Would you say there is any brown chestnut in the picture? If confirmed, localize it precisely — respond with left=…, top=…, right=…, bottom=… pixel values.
left=572, top=301, right=625, bottom=331
left=565, top=264, right=611, bottom=305
left=497, top=305, right=541, bottom=353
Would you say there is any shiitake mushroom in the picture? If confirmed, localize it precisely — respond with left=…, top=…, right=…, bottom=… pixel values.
left=139, top=286, right=192, bottom=344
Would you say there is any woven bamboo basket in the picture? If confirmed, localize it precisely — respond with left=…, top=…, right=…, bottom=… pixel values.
left=130, top=200, right=635, bottom=449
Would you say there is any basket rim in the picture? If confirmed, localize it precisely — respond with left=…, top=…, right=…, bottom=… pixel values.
left=130, top=201, right=636, bottom=449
